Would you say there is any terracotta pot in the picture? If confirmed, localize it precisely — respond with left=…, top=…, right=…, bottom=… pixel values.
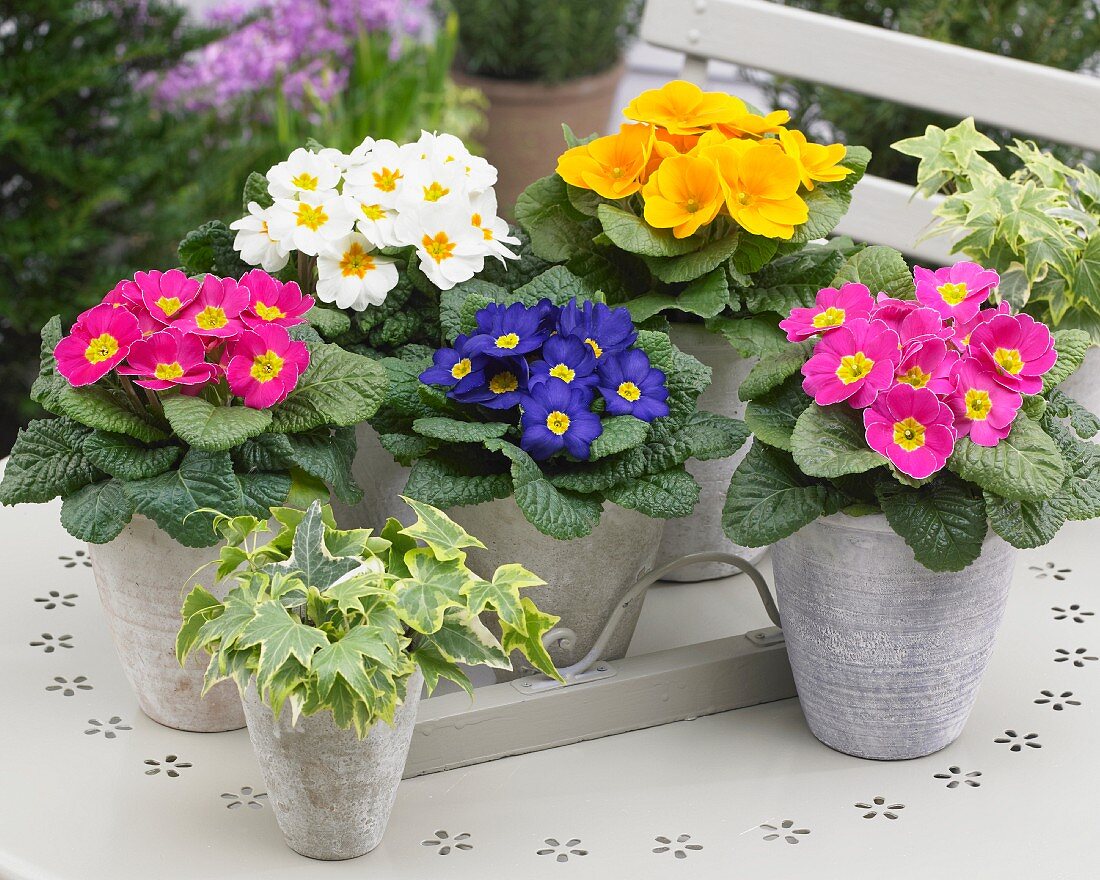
left=1059, top=346, right=1100, bottom=431
left=88, top=515, right=245, bottom=732
left=657, top=323, right=767, bottom=581
left=328, top=422, right=412, bottom=530
left=773, top=513, right=1016, bottom=760
left=446, top=497, right=663, bottom=679
left=455, top=62, right=625, bottom=216
left=243, top=671, right=423, bottom=860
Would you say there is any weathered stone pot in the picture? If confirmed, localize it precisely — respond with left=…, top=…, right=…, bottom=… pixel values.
left=243, top=671, right=423, bottom=861
left=329, top=422, right=412, bottom=530
left=773, top=513, right=1016, bottom=760
left=657, top=323, right=765, bottom=581
left=1059, top=346, right=1100, bottom=430
left=447, top=497, right=663, bottom=679
left=88, top=515, right=245, bottom=732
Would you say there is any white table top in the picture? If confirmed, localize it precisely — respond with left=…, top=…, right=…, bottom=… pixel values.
left=2, top=490, right=1097, bottom=879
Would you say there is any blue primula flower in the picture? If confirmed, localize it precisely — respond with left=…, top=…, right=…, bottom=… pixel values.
left=597, top=349, right=670, bottom=421
left=520, top=378, right=603, bottom=461
left=557, top=299, right=637, bottom=361
left=535, top=298, right=562, bottom=334
left=419, top=334, right=486, bottom=390
left=452, top=355, right=529, bottom=409
left=529, top=334, right=598, bottom=395
left=466, top=301, right=548, bottom=358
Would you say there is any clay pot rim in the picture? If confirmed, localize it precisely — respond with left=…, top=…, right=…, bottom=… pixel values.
left=453, top=61, right=626, bottom=104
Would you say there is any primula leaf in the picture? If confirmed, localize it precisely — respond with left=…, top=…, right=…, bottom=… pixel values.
left=461, top=563, right=544, bottom=636
left=791, top=146, right=870, bottom=243
left=60, top=478, right=134, bottom=544
left=242, top=171, right=273, bottom=210
left=283, top=426, right=362, bottom=505
left=0, top=417, right=99, bottom=505
left=642, top=234, right=741, bottom=284
left=731, top=233, right=779, bottom=276
left=513, top=265, right=602, bottom=306
left=268, top=343, right=387, bottom=434
left=876, top=474, right=987, bottom=572
left=399, top=495, right=486, bottom=560
left=306, top=306, right=352, bottom=341
left=162, top=396, right=272, bottom=452
left=58, top=384, right=167, bottom=442
left=985, top=491, right=1066, bottom=549
left=378, top=431, right=439, bottom=465
left=948, top=414, right=1066, bottom=502
left=705, top=314, right=788, bottom=359
left=588, top=415, right=650, bottom=460
left=605, top=468, right=700, bottom=519
left=412, top=417, right=511, bottom=443
left=1043, top=329, right=1091, bottom=392
left=237, top=601, right=329, bottom=692
left=393, top=548, right=469, bottom=634
left=421, top=608, right=510, bottom=669
left=744, top=373, right=810, bottom=452
left=499, top=597, right=563, bottom=683
left=30, top=316, right=67, bottom=415
left=831, top=245, right=916, bottom=298
left=1045, top=419, right=1100, bottom=522
left=596, top=204, right=702, bottom=258
left=738, top=342, right=812, bottom=402
left=674, top=267, right=731, bottom=318
left=404, top=456, right=512, bottom=509
left=176, top=585, right=224, bottom=665
left=82, top=431, right=180, bottom=480
left=791, top=404, right=885, bottom=478
left=1046, top=388, right=1100, bottom=440
left=515, top=174, right=597, bottom=263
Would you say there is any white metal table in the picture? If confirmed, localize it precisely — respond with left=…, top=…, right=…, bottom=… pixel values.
left=2, top=492, right=1097, bottom=878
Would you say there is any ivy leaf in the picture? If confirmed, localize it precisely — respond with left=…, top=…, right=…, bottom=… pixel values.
left=738, top=342, right=812, bottom=401
left=588, top=415, right=650, bottom=460
left=176, top=585, right=223, bottom=665
left=399, top=495, right=486, bottom=560
left=876, top=475, right=987, bottom=572
left=277, top=501, right=362, bottom=588
left=411, top=641, right=473, bottom=697
left=82, top=431, right=180, bottom=480
left=58, top=385, right=167, bottom=442
left=59, top=479, right=134, bottom=544
left=596, top=204, right=702, bottom=257
left=948, top=414, right=1066, bottom=501
left=393, top=548, right=469, bottom=634
left=162, top=396, right=272, bottom=452
left=499, top=597, right=563, bottom=683
left=605, top=468, right=700, bottom=519
left=412, top=417, right=511, bottom=443
left=1043, top=329, right=1091, bottom=392
left=422, top=608, right=510, bottom=669
left=461, top=563, right=544, bottom=636
left=237, top=601, right=329, bottom=692
left=312, top=626, right=400, bottom=705
left=268, top=343, right=387, bottom=434
left=0, top=417, right=99, bottom=505
left=831, top=245, right=916, bottom=298
left=791, top=404, right=885, bottom=478
left=744, top=373, right=810, bottom=452
left=641, top=234, right=741, bottom=284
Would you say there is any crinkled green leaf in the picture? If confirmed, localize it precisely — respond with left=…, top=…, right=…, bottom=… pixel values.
left=605, top=468, right=700, bottom=519
left=705, top=313, right=787, bottom=359
left=269, top=342, right=387, bottom=433
left=0, top=417, right=99, bottom=505
left=1043, top=329, right=1091, bottom=392
left=162, top=396, right=272, bottom=452
left=744, top=373, right=810, bottom=452
left=948, top=414, right=1066, bottom=501
left=515, top=174, right=598, bottom=262
left=985, top=491, right=1066, bottom=549
left=281, top=427, right=361, bottom=505
left=412, top=417, right=511, bottom=443
left=82, top=431, right=180, bottom=480
left=791, top=404, right=885, bottom=478
left=404, top=456, right=512, bottom=509
left=597, top=203, right=702, bottom=257
left=642, top=234, right=741, bottom=284
left=738, top=342, right=812, bottom=401
left=30, top=316, right=66, bottom=415
left=59, top=478, right=134, bottom=544
left=876, top=474, right=987, bottom=572
left=513, top=265, right=602, bottom=306
left=58, top=384, right=168, bottom=442
left=242, top=171, right=273, bottom=211
left=588, top=415, right=650, bottom=460
left=831, top=245, right=916, bottom=298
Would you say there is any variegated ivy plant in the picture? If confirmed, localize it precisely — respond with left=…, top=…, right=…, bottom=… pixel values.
left=177, top=499, right=562, bottom=736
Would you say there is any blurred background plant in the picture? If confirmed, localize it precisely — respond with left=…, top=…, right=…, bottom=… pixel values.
left=755, top=0, right=1100, bottom=182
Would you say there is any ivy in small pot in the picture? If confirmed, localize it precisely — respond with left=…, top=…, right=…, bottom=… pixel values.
left=0, top=270, right=386, bottom=732
left=723, top=247, right=1100, bottom=760
left=375, top=275, right=749, bottom=677
left=177, top=499, right=561, bottom=861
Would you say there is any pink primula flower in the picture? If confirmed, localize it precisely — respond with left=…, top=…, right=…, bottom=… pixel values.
left=868, top=295, right=920, bottom=335
left=914, top=261, right=999, bottom=323
left=951, top=301, right=1011, bottom=351
left=226, top=324, right=310, bottom=409
left=945, top=357, right=1023, bottom=447
left=127, top=269, right=200, bottom=325
left=172, top=275, right=249, bottom=338
left=54, top=303, right=142, bottom=387
left=895, top=337, right=959, bottom=395
left=896, top=306, right=953, bottom=347
left=801, top=318, right=901, bottom=408
left=239, top=269, right=314, bottom=329
left=117, top=328, right=220, bottom=391
left=864, top=383, right=957, bottom=480
left=779, top=283, right=874, bottom=342
left=85, top=279, right=160, bottom=335
left=968, top=312, right=1057, bottom=395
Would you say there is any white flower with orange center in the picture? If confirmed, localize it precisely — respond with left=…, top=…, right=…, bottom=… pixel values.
left=395, top=158, right=469, bottom=215
left=316, top=233, right=399, bottom=310
left=396, top=205, right=487, bottom=290
left=341, top=188, right=400, bottom=248
left=468, top=189, right=520, bottom=263
left=267, top=192, right=354, bottom=257
left=229, top=201, right=291, bottom=272
left=341, top=139, right=413, bottom=208
left=413, top=130, right=497, bottom=192
left=266, top=147, right=341, bottom=199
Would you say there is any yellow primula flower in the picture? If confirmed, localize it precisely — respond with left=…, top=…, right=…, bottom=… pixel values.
left=624, top=80, right=736, bottom=135
left=642, top=128, right=701, bottom=181
left=778, top=129, right=851, bottom=190
left=641, top=153, right=725, bottom=238
left=709, top=143, right=808, bottom=239
left=557, top=123, right=653, bottom=199
left=713, top=96, right=791, bottom=138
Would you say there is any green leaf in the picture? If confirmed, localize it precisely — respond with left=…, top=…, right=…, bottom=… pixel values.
left=162, top=396, right=272, bottom=452
left=499, top=597, right=563, bottom=682
left=58, top=385, right=167, bottom=442
left=82, top=431, right=180, bottom=480
left=411, top=641, right=473, bottom=697
left=404, top=457, right=512, bottom=508
left=674, top=268, right=730, bottom=318
left=312, top=626, right=400, bottom=705
left=623, top=292, right=679, bottom=323
left=681, top=411, right=751, bottom=461
left=985, top=491, right=1066, bottom=549
left=513, top=265, right=602, bottom=306
left=412, top=417, right=511, bottom=443
left=269, top=343, right=387, bottom=433
left=605, top=468, right=700, bottom=519
left=746, top=244, right=847, bottom=314
left=1046, top=420, right=1100, bottom=522
left=378, top=431, right=438, bottom=465
left=1043, top=329, right=1091, bottom=392
left=948, top=414, right=1066, bottom=501
left=177, top=220, right=248, bottom=277
left=722, top=442, right=842, bottom=547
left=422, top=608, right=510, bottom=669
left=705, top=313, right=787, bottom=359
left=237, top=601, right=329, bottom=692
left=876, top=475, right=987, bottom=572
left=744, top=373, right=810, bottom=452
left=399, top=495, right=486, bottom=560
left=791, top=404, right=885, bottom=478
left=276, top=501, right=362, bottom=588
left=791, top=146, right=870, bottom=243
left=515, top=174, right=597, bottom=262
left=242, top=171, right=273, bottom=210
left=1046, top=388, right=1100, bottom=440
left=642, top=234, right=741, bottom=284
left=588, top=416, right=650, bottom=460
left=731, top=234, right=778, bottom=276
left=0, top=417, right=99, bottom=505
left=597, top=204, right=702, bottom=257
left=284, top=427, right=362, bottom=505
left=738, top=342, right=812, bottom=401
left=306, top=306, right=353, bottom=340
left=176, top=585, right=223, bottom=665
left=30, top=316, right=66, bottom=415
left=461, top=563, right=544, bottom=636
left=393, top=548, right=470, bottom=634
left=1072, top=233, right=1100, bottom=311
left=831, top=245, right=915, bottom=298
left=59, top=478, right=134, bottom=544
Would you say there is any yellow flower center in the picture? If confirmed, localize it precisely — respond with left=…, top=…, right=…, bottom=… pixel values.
left=360, top=203, right=386, bottom=221
left=993, top=347, right=1024, bottom=375
left=422, top=232, right=456, bottom=263
left=836, top=351, right=875, bottom=385
left=154, top=361, right=184, bottom=381
left=83, top=333, right=119, bottom=364
left=489, top=371, right=518, bottom=395
left=195, top=306, right=228, bottom=330
left=893, top=417, right=926, bottom=451
left=549, top=364, right=575, bottom=383
left=937, top=282, right=969, bottom=306
left=965, top=388, right=992, bottom=420
left=154, top=296, right=183, bottom=317
left=290, top=172, right=319, bottom=191
left=422, top=181, right=450, bottom=202
left=685, top=198, right=701, bottom=213
left=495, top=333, right=520, bottom=350
left=546, top=411, right=571, bottom=435
left=471, top=212, right=482, bottom=227
left=250, top=350, right=285, bottom=383
left=897, top=366, right=932, bottom=389
left=585, top=337, right=603, bottom=358
left=483, top=227, right=494, bottom=241
left=617, top=381, right=642, bottom=402
left=450, top=358, right=472, bottom=380
left=812, top=307, right=845, bottom=329
left=295, top=202, right=328, bottom=231
left=253, top=301, right=287, bottom=322
left=372, top=167, right=402, bottom=192
left=339, top=242, right=376, bottom=279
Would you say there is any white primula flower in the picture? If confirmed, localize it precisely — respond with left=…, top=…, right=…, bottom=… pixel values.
left=229, top=201, right=291, bottom=272
left=396, top=204, right=487, bottom=290
left=468, top=189, right=520, bottom=264
left=412, top=130, right=497, bottom=193
left=316, top=233, right=400, bottom=310
left=342, top=188, right=401, bottom=249
left=342, top=136, right=376, bottom=169
left=266, top=191, right=354, bottom=257
left=341, top=139, right=411, bottom=208
left=266, top=147, right=342, bottom=199
left=394, top=157, right=470, bottom=215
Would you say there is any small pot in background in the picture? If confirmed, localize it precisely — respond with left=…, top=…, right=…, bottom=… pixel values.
left=1059, top=346, right=1100, bottom=429
left=329, top=422, right=413, bottom=530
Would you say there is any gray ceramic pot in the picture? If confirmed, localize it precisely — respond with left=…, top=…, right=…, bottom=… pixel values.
left=88, top=515, right=245, bottom=732
left=243, top=671, right=423, bottom=861
left=657, top=323, right=766, bottom=581
left=447, top=498, right=664, bottom=679
left=1060, top=346, right=1100, bottom=433
left=773, top=513, right=1016, bottom=760
left=329, top=422, right=412, bottom=530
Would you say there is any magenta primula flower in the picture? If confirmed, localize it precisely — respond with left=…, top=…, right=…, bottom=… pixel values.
left=54, top=304, right=142, bottom=387
left=863, top=384, right=957, bottom=480
left=968, top=312, right=1057, bottom=395
left=895, top=337, right=959, bottom=395
left=117, top=328, right=220, bottom=391
left=895, top=306, right=953, bottom=347
left=868, top=295, right=920, bottom=335
left=172, top=275, right=249, bottom=338
left=951, top=301, right=1011, bottom=350
left=226, top=324, right=310, bottom=408
left=914, top=261, right=999, bottom=323
left=946, top=357, right=1023, bottom=447
left=801, top=318, right=901, bottom=408
left=238, top=269, right=314, bottom=329
left=779, top=283, right=874, bottom=342
left=126, top=269, right=200, bottom=325
left=87, top=279, right=160, bottom=336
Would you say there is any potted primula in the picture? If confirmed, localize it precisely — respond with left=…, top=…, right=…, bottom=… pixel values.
left=0, top=269, right=386, bottom=731
left=516, top=79, right=869, bottom=580
left=374, top=279, right=749, bottom=675
left=894, top=118, right=1100, bottom=417
left=191, top=130, right=547, bottom=529
left=723, top=248, right=1100, bottom=759
left=177, top=499, right=561, bottom=860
